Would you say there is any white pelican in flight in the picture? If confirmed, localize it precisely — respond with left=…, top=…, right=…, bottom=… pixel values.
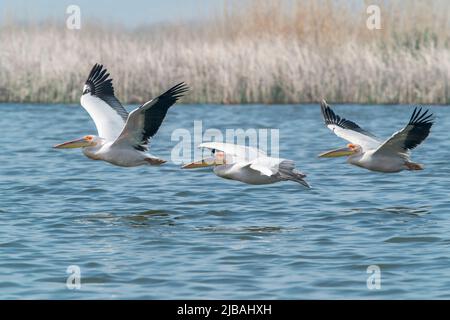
left=182, top=142, right=310, bottom=187
left=54, top=64, right=188, bottom=167
left=319, top=100, right=434, bottom=173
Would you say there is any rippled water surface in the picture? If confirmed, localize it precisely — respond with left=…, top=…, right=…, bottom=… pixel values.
left=1, top=103, right=449, bottom=299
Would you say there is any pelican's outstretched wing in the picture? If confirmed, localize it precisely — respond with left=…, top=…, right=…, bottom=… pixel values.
left=199, top=142, right=266, bottom=163
left=248, top=157, right=283, bottom=176
left=374, top=107, right=433, bottom=157
left=80, top=64, right=128, bottom=141
left=321, top=100, right=381, bottom=150
left=113, top=82, right=189, bottom=151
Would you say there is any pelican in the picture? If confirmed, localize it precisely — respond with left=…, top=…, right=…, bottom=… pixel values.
left=182, top=142, right=310, bottom=187
left=54, top=64, right=188, bottom=167
left=318, top=100, right=434, bottom=173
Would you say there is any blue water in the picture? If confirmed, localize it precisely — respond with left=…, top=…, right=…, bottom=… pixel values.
left=0, top=103, right=449, bottom=299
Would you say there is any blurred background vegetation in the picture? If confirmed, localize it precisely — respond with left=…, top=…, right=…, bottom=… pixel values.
left=0, top=0, right=449, bottom=104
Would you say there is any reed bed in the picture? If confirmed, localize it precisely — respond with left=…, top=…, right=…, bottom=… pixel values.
left=0, top=0, right=449, bottom=104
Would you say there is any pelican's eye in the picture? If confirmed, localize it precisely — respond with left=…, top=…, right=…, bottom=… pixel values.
left=211, top=149, right=216, bottom=154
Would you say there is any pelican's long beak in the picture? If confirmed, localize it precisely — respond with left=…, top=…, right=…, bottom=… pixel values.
left=318, top=146, right=355, bottom=158
left=53, top=138, right=91, bottom=149
left=182, top=157, right=219, bottom=169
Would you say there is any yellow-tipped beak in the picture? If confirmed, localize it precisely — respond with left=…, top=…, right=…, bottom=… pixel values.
left=182, top=157, right=219, bottom=169
left=53, top=138, right=91, bottom=149
left=318, top=147, right=355, bottom=158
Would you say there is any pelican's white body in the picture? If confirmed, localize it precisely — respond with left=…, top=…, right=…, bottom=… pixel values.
left=322, top=104, right=430, bottom=173
left=213, top=157, right=288, bottom=185
left=77, top=93, right=164, bottom=167
left=197, top=142, right=309, bottom=187
left=82, top=142, right=157, bottom=167
left=55, top=65, right=187, bottom=168
left=347, top=150, right=408, bottom=173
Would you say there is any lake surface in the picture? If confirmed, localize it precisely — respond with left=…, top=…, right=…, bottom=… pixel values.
left=1, top=103, right=449, bottom=299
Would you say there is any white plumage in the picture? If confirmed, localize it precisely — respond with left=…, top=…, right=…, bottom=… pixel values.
left=319, top=100, right=433, bottom=172
left=54, top=64, right=188, bottom=167
left=79, top=93, right=126, bottom=142
left=183, top=142, right=310, bottom=187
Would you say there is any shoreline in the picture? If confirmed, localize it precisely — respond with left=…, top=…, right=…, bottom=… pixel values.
left=1, top=102, right=449, bottom=106
left=1, top=2, right=449, bottom=105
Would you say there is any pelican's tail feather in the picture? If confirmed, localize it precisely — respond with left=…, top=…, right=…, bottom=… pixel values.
left=278, top=160, right=310, bottom=188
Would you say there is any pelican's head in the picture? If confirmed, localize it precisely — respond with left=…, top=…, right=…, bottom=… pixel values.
left=181, top=149, right=226, bottom=169
left=318, top=143, right=361, bottom=158
left=53, top=135, right=99, bottom=149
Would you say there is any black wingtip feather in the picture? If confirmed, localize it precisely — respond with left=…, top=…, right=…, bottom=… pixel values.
left=320, top=99, right=378, bottom=138
left=85, top=63, right=116, bottom=97
left=163, top=82, right=190, bottom=101
left=409, top=107, right=434, bottom=126
left=83, top=63, right=129, bottom=121
left=320, top=99, right=335, bottom=125
left=133, top=82, right=190, bottom=150
left=403, top=107, right=434, bottom=150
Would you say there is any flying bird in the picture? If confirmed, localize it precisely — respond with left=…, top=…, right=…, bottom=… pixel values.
left=318, top=100, right=434, bottom=173
left=182, top=142, right=310, bottom=187
left=54, top=64, right=188, bottom=167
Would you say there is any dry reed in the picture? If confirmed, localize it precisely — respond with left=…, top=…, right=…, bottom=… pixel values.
left=0, top=0, right=449, bottom=104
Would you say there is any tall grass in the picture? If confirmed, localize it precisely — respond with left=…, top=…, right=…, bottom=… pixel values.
left=0, top=0, right=449, bottom=104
